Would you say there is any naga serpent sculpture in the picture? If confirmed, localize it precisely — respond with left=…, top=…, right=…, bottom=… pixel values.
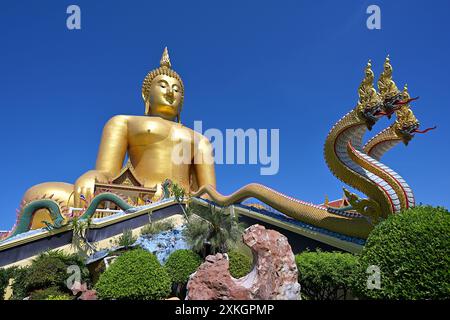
left=1, top=179, right=175, bottom=240
left=363, top=85, right=435, bottom=210
left=1, top=57, right=433, bottom=242
left=5, top=192, right=132, bottom=238
left=193, top=57, right=432, bottom=239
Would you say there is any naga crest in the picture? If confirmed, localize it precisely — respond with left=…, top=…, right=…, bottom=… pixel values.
left=394, top=85, right=420, bottom=145
left=356, top=60, right=383, bottom=130
left=377, top=55, right=410, bottom=117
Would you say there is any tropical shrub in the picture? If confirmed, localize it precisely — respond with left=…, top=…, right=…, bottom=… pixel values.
left=45, top=294, right=72, bottom=300
left=183, top=202, right=244, bottom=256
left=164, top=249, right=202, bottom=298
left=165, top=249, right=202, bottom=284
left=115, top=229, right=137, bottom=248
left=26, top=255, right=69, bottom=292
left=30, top=286, right=69, bottom=300
left=353, top=206, right=450, bottom=299
left=25, top=250, right=89, bottom=293
left=7, top=266, right=29, bottom=300
left=95, top=248, right=171, bottom=300
left=295, top=250, right=358, bottom=300
left=0, top=268, right=9, bottom=300
left=4, top=251, right=89, bottom=299
left=141, top=220, right=174, bottom=236
left=228, top=250, right=253, bottom=278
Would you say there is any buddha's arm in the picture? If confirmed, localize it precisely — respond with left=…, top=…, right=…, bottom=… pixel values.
left=193, top=136, right=216, bottom=191
left=95, top=115, right=129, bottom=175
left=74, top=115, right=128, bottom=207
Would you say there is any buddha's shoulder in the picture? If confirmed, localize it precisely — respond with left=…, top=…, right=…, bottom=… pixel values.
left=105, top=115, right=161, bottom=125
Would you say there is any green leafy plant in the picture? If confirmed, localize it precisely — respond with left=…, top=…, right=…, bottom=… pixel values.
left=114, top=229, right=137, bottom=248
left=170, top=182, right=186, bottom=204
left=25, top=255, right=68, bottom=292
left=30, top=286, right=70, bottom=300
left=6, top=266, right=29, bottom=300
left=0, top=268, right=9, bottom=300
left=228, top=250, right=253, bottom=279
left=295, top=250, right=358, bottom=300
left=95, top=248, right=171, bottom=300
left=70, top=216, right=96, bottom=257
left=141, top=220, right=174, bottom=236
left=170, top=182, right=191, bottom=221
left=4, top=250, right=90, bottom=300
left=45, top=294, right=72, bottom=300
left=165, top=250, right=202, bottom=284
left=164, top=249, right=202, bottom=298
left=353, top=206, right=450, bottom=300
left=183, top=202, right=244, bottom=257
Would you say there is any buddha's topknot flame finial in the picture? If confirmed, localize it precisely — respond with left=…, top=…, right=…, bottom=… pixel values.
left=160, top=47, right=172, bottom=69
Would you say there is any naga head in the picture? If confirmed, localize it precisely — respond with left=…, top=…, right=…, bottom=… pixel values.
left=378, top=55, right=418, bottom=118
left=356, top=60, right=384, bottom=130
left=394, top=84, right=435, bottom=145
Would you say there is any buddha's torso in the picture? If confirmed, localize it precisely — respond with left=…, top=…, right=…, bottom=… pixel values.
left=126, top=116, right=195, bottom=190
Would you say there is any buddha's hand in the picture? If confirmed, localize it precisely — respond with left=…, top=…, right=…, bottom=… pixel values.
left=74, top=170, right=109, bottom=208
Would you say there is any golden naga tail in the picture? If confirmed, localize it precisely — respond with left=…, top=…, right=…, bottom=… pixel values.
left=194, top=58, right=425, bottom=240
left=193, top=183, right=373, bottom=239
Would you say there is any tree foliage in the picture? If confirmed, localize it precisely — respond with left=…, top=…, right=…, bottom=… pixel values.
left=228, top=250, right=253, bottom=279
left=25, top=250, right=89, bottom=293
left=183, top=202, right=244, bottom=256
left=95, top=248, right=171, bottom=300
left=114, top=229, right=137, bottom=248
left=164, top=249, right=202, bottom=284
left=295, top=250, right=358, bottom=300
left=0, top=268, right=9, bottom=300
left=3, top=250, right=89, bottom=300
left=353, top=206, right=450, bottom=299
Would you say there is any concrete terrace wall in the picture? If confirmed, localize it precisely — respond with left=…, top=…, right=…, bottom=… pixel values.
left=0, top=202, right=185, bottom=268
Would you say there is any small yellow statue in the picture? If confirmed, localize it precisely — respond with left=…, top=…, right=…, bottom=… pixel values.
left=22, top=48, right=216, bottom=226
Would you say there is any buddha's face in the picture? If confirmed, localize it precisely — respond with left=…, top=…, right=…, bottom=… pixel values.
left=147, top=74, right=183, bottom=120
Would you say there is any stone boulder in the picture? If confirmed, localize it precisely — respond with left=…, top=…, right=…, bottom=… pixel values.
left=186, top=224, right=301, bottom=300
left=71, top=281, right=98, bottom=300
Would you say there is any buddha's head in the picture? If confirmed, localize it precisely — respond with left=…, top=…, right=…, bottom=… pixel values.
left=142, top=47, right=184, bottom=122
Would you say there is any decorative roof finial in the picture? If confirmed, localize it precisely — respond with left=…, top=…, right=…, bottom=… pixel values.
left=160, top=47, right=172, bottom=69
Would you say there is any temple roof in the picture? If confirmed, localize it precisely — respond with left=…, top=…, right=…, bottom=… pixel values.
left=110, top=159, right=145, bottom=187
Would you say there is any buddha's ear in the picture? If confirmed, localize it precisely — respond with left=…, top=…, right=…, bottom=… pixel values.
left=177, top=113, right=181, bottom=123
left=144, top=100, right=151, bottom=115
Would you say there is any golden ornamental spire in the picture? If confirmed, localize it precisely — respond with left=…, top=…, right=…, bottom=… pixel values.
left=357, top=59, right=380, bottom=108
left=358, top=60, right=375, bottom=103
left=378, top=55, right=399, bottom=100
left=394, top=83, right=419, bottom=140
left=160, top=47, right=172, bottom=68
left=402, top=83, right=410, bottom=99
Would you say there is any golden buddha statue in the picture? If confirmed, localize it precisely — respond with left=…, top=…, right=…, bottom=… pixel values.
left=22, top=47, right=216, bottom=225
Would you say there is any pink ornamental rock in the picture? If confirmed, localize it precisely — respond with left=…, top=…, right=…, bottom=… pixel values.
left=186, top=224, right=301, bottom=300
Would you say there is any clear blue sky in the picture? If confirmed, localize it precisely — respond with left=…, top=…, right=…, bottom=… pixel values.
left=0, top=0, right=449, bottom=229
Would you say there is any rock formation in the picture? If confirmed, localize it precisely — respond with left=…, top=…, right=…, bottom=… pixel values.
left=186, top=224, right=301, bottom=300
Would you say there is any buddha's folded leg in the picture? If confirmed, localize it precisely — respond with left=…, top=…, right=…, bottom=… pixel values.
left=22, top=182, right=75, bottom=230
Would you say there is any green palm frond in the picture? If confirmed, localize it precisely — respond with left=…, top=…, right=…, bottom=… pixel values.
left=183, top=201, right=245, bottom=255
